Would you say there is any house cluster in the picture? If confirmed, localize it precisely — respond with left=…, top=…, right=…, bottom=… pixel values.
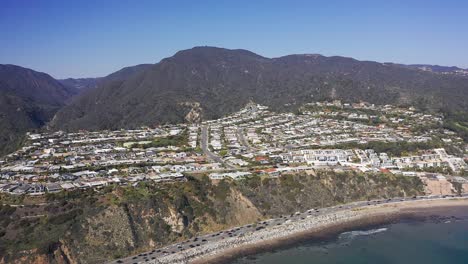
left=223, top=126, right=242, bottom=151
left=0, top=171, right=189, bottom=195
left=198, top=101, right=466, bottom=175
left=394, top=148, right=467, bottom=172
left=209, top=125, right=223, bottom=150
left=188, top=126, right=199, bottom=148
left=1, top=101, right=466, bottom=195
left=202, top=104, right=275, bottom=167
left=209, top=171, right=252, bottom=180
left=0, top=125, right=218, bottom=195
left=261, top=114, right=432, bottom=149
left=280, top=149, right=355, bottom=165
left=204, top=103, right=270, bottom=127
left=279, top=148, right=467, bottom=174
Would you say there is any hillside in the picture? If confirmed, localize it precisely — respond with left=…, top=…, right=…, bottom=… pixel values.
left=59, top=78, right=101, bottom=92
left=51, top=47, right=468, bottom=131
left=0, top=171, right=423, bottom=263
left=0, top=65, right=77, bottom=155
left=59, top=64, right=152, bottom=93
left=405, top=64, right=468, bottom=76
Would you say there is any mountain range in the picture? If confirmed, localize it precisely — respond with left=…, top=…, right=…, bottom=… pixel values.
left=59, top=77, right=100, bottom=92
left=0, top=64, right=77, bottom=155
left=59, top=63, right=152, bottom=92
left=404, top=64, right=468, bottom=74
left=1, top=47, right=468, bottom=155
left=50, top=47, right=468, bottom=131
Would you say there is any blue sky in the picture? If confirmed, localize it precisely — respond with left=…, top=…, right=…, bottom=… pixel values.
left=1, top=0, right=467, bottom=78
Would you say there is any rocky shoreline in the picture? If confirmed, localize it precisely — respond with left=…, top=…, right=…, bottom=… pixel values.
left=142, top=198, right=468, bottom=264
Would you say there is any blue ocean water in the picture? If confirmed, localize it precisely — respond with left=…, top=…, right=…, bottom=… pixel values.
left=231, top=213, right=468, bottom=264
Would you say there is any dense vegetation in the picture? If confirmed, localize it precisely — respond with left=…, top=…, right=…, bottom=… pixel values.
left=442, top=111, right=468, bottom=143
left=0, top=171, right=424, bottom=263
left=142, top=132, right=188, bottom=149
left=236, top=171, right=423, bottom=216
left=0, top=64, right=154, bottom=156
left=0, top=64, right=78, bottom=156
left=2, top=48, right=468, bottom=156
left=51, top=47, right=468, bottom=132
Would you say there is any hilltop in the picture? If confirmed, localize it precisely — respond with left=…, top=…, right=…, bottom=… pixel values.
left=51, top=46, right=468, bottom=131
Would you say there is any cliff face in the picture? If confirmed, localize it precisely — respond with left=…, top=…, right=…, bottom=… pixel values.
left=237, top=171, right=424, bottom=216
left=0, top=243, right=74, bottom=264
left=0, top=171, right=425, bottom=263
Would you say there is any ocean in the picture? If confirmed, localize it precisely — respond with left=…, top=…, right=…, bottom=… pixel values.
left=230, top=210, right=468, bottom=264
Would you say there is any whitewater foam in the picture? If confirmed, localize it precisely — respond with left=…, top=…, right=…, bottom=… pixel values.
left=338, top=228, right=388, bottom=241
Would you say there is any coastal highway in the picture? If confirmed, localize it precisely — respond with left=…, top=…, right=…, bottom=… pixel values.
left=110, top=193, right=468, bottom=264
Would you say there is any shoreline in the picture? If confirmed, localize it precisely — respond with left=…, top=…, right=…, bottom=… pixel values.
left=195, top=213, right=400, bottom=264
left=118, top=197, right=468, bottom=264
left=196, top=199, right=468, bottom=264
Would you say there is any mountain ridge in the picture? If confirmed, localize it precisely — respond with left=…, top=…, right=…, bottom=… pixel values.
left=50, top=46, right=468, bottom=132
left=59, top=64, right=153, bottom=92
left=1, top=47, right=468, bottom=155
left=0, top=64, right=77, bottom=155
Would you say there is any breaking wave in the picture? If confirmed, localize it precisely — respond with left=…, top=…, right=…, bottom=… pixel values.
left=338, top=228, right=388, bottom=241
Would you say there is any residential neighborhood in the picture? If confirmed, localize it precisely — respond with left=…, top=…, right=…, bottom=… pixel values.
left=1, top=101, right=467, bottom=196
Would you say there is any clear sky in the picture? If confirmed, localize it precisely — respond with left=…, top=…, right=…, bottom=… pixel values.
left=1, top=0, right=467, bottom=78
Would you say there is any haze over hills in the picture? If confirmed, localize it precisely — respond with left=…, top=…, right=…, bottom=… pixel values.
left=59, top=78, right=101, bottom=92
left=0, top=64, right=77, bottom=155
left=59, top=64, right=153, bottom=92
left=50, top=46, right=468, bottom=131
left=400, top=64, right=468, bottom=76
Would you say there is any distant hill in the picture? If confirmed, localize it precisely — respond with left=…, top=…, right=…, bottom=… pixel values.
left=102, top=64, right=153, bottom=83
left=2, top=48, right=467, bottom=155
left=0, top=64, right=78, bottom=155
left=59, top=64, right=152, bottom=93
left=400, top=64, right=468, bottom=77
left=59, top=78, right=101, bottom=92
left=51, top=47, right=468, bottom=131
